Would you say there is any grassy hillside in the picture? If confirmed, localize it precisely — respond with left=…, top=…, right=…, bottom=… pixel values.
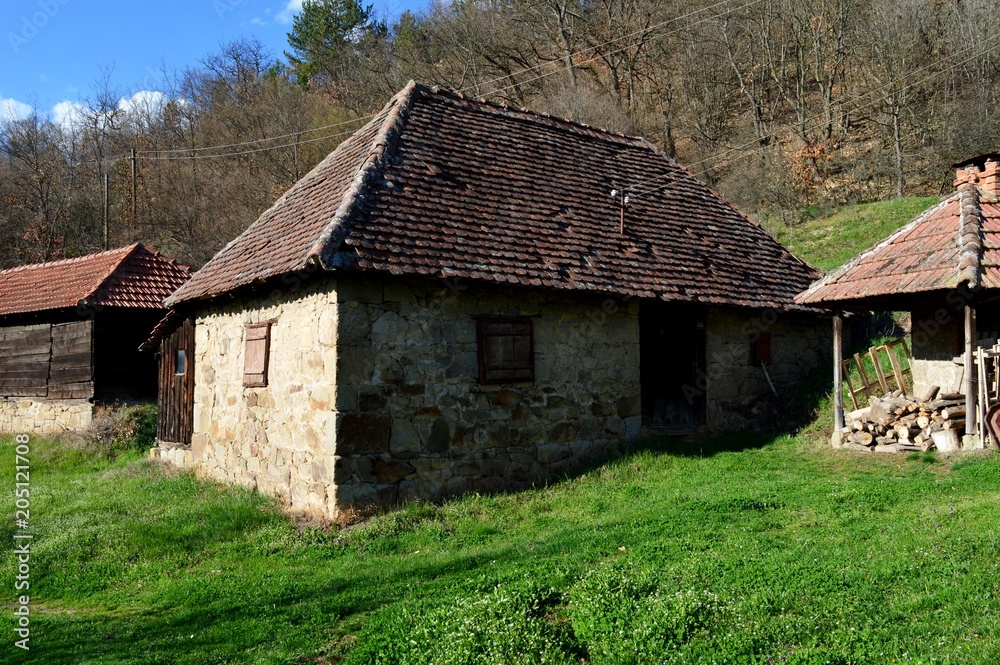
left=767, top=196, right=941, bottom=271
left=4, top=431, right=1000, bottom=664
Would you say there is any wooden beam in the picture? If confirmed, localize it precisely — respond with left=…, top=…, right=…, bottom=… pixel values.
left=965, top=304, right=977, bottom=436
left=833, top=312, right=845, bottom=440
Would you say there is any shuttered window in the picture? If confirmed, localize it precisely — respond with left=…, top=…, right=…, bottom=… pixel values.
left=243, top=322, right=271, bottom=388
left=477, top=317, right=534, bottom=384
left=749, top=331, right=772, bottom=367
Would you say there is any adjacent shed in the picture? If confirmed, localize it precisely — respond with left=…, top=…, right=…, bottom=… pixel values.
left=153, top=81, right=830, bottom=519
left=0, top=244, right=191, bottom=433
left=797, top=153, right=1000, bottom=445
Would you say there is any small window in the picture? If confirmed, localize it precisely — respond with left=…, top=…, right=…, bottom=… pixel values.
left=243, top=322, right=272, bottom=388
left=477, top=317, right=534, bottom=384
left=175, top=349, right=187, bottom=376
left=749, top=331, right=772, bottom=367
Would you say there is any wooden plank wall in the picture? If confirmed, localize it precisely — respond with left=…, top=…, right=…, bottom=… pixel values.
left=0, top=324, right=52, bottom=397
left=49, top=321, right=94, bottom=399
left=0, top=321, right=94, bottom=400
left=157, top=318, right=195, bottom=444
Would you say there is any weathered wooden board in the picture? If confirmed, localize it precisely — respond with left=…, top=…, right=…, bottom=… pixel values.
left=0, top=324, right=52, bottom=397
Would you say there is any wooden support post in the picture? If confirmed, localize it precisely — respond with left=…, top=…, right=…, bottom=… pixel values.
left=833, top=311, right=844, bottom=444
left=965, top=304, right=977, bottom=436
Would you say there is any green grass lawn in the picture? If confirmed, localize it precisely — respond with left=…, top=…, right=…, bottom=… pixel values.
left=3, top=428, right=1000, bottom=664
left=768, top=197, right=941, bottom=271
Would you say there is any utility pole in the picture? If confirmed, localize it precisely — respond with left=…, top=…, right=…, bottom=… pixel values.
left=130, top=147, right=137, bottom=227
left=103, top=172, right=109, bottom=250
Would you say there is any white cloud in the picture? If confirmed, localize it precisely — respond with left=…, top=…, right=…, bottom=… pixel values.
left=249, top=16, right=267, bottom=26
left=52, top=100, right=87, bottom=131
left=0, top=97, right=32, bottom=121
left=276, top=0, right=303, bottom=24
left=118, top=90, right=168, bottom=118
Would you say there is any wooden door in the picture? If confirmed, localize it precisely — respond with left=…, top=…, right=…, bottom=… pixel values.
left=157, top=318, right=195, bottom=445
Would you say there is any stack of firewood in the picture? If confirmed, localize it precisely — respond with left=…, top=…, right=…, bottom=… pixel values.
left=840, top=387, right=966, bottom=453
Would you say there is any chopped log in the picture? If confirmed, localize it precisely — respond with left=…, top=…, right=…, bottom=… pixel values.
left=929, top=399, right=964, bottom=410
left=932, top=429, right=960, bottom=453
left=846, top=407, right=871, bottom=423
left=871, top=397, right=907, bottom=421
left=942, top=407, right=966, bottom=420
left=843, top=442, right=874, bottom=452
left=849, top=431, right=874, bottom=445
left=875, top=443, right=900, bottom=454
left=916, top=416, right=930, bottom=429
left=918, top=385, right=941, bottom=402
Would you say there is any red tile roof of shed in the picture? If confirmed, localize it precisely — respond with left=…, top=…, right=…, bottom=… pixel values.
left=0, top=244, right=191, bottom=317
left=796, top=186, right=1000, bottom=305
left=168, top=81, right=819, bottom=311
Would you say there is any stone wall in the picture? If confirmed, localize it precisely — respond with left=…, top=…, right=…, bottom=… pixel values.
left=0, top=398, right=92, bottom=434
left=910, top=303, right=964, bottom=396
left=183, top=278, right=340, bottom=519
left=704, top=308, right=830, bottom=429
left=332, top=277, right=642, bottom=510
left=166, top=271, right=831, bottom=520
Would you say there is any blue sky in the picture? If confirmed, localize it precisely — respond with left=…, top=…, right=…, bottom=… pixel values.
left=1, top=0, right=426, bottom=122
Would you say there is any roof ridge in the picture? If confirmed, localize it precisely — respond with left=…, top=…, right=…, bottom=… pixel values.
left=80, top=242, right=143, bottom=305
left=166, top=87, right=414, bottom=306
left=796, top=192, right=959, bottom=303
left=307, top=80, right=420, bottom=268
left=423, top=83, right=649, bottom=149
left=0, top=243, right=137, bottom=275
left=957, top=183, right=983, bottom=288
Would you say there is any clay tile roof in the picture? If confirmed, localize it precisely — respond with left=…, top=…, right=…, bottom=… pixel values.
left=0, top=244, right=191, bottom=317
left=168, top=81, right=819, bottom=311
left=797, top=186, right=1000, bottom=305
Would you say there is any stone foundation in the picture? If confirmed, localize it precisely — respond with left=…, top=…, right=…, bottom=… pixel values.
left=0, top=398, right=93, bottom=434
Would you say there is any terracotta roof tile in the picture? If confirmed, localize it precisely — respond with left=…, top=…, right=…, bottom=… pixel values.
left=169, top=81, right=819, bottom=311
left=0, top=244, right=191, bottom=317
left=797, top=186, right=1000, bottom=305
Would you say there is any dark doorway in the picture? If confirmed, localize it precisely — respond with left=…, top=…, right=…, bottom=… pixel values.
left=640, top=302, right=706, bottom=430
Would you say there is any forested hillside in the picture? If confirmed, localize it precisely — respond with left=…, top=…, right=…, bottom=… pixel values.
left=1, top=0, right=997, bottom=269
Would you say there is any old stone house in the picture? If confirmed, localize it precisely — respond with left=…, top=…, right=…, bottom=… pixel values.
left=797, top=153, right=1000, bottom=440
left=151, top=81, right=828, bottom=519
left=0, top=244, right=190, bottom=433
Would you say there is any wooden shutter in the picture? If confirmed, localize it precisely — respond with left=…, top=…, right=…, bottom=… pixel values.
left=243, top=322, right=271, bottom=388
left=477, top=318, right=534, bottom=384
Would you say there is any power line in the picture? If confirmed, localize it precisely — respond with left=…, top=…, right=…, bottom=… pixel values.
left=138, top=0, right=757, bottom=161
left=631, top=28, right=1000, bottom=199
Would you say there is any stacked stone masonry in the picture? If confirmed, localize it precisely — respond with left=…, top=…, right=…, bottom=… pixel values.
left=704, top=309, right=829, bottom=429
left=164, top=274, right=829, bottom=520
left=0, top=398, right=92, bottom=434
